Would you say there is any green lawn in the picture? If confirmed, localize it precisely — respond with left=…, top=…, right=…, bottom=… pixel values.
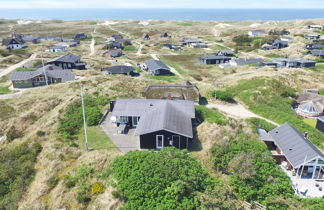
left=0, top=86, right=11, bottom=95
left=177, top=22, right=193, bottom=26
left=195, top=105, right=228, bottom=125
left=303, top=118, right=317, bottom=128
left=264, top=53, right=281, bottom=58
left=78, top=126, right=115, bottom=150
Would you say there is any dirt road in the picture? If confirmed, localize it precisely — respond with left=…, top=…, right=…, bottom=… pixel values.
left=0, top=53, right=37, bottom=78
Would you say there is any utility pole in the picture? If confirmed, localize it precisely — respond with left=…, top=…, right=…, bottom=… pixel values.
left=81, top=86, right=89, bottom=151
left=41, top=52, right=48, bottom=86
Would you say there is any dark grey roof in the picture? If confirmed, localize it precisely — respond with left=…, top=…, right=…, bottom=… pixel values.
left=269, top=123, right=324, bottom=168
left=234, top=58, right=264, bottom=66
left=144, top=59, right=171, bottom=71
left=10, top=65, right=75, bottom=82
left=48, top=53, right=80, bottom=63
left=310, top=49, right=324, bottom=56
left=112, top=99, right=195, bottom=138
left=258, top=128, right=273, bottom=142
left=107, top=49, right=122, bottom=57
left=105, top=65, right=135, bottom=74
left=200, top=55, right=231, bottom=60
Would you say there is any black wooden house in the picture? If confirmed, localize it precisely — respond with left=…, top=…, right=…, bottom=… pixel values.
left=110, top=99, right=195, bottom=150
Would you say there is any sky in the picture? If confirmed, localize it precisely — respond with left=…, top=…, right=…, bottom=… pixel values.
left=0, top=0, right=323, bottom=9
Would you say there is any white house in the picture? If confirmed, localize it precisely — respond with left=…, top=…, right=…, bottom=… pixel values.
left=48, top=45, right=68, bottom=53
left=248, top=30, right=267, bottom=37
left=2, top=37, right=25, bottom=50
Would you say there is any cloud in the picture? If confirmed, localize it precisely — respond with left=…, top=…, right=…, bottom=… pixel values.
left=0, top=0, right=323, bottom=8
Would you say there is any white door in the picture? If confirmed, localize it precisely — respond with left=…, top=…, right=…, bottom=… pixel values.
left=156, top=135, right=164, bottom=149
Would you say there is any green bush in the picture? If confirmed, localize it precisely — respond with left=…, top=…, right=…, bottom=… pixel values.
left=210, top=90, right=234, bottom=102
left=195, top=105, right=228, bottom=125
left=111, top=147, right=236, bottom=209
left=211, top=139, right=294, bottom=206
left=247, top=118, right=276, bottom=132
left=36, top=130, right=46, bottom=137
left=319, top=89, right=324, bottom=95
left=57, top=95, right=108, bottom=140
left=0, top=142, right=42, bottom=209
left=0, top=86, right=10, bottom=95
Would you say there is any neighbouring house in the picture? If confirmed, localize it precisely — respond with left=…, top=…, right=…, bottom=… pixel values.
left=248, top=30, right=267, bottom=37
left=160, top=32, right=170, bottom=38
left=191, top=42, right=208, bottom=48
left=305, top=34, right=321, bottom=40
left=273, top=58, right=316, bottom=68
left=105, top=65, right=138, bottom=76
left=313, top=39, right=324, bottom=43
left=309, top=49, right=324, bottom=58
left=103, top=49, right=122, bottom=58
left=145, top=81, right=200, bottom=104
left=22, top=35, right=41, bottom=44
left=2, top=36, right=25, bottom=50
left=139, top=59, right=171, bottom=76
left=181, top=38, right=202, bottom=46
left=316, top=116, right=324, bottom=132
left=110, top=99, right=195, bottom=150
left=163, top=43, right=181, bottom=50
left=269, top=29, right=290, bottom=36
left=143, top=34, right=150, bottom=40
left=258, top=123, right=324, bottom=180
left=46, top=53, right=86, bottom=70
left=39, top=36, right=62, bottom=42
left=296, top=92, right=324, bottom=118
left=62, top=38, right=80, bottom=44
left=111, top=34, right=124, bottom=40
left=199, top=55, right=231, bottom=65
left=74, top=33, right=87, bottom=39
left=48, top=45, right=68, bottom=53
left=57, top=41, right=78, bottom=48
left=10, top=65, right=75, bottom=88
left=308, top=25, right=323, bottom=30
left=215, top=50, right=235, bottom=57
left=262, top=40, right=288, bottom=50
left=225, top=58, right=263, bottom=68
left=306, top=44, right=324, bottom=50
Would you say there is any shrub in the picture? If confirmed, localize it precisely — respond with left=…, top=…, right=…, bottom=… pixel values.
left=36, top=130, right=46, bottom=137
left=57, top=95, right=108, bottom=140
left=0, top=86, right=10, bottom=95
left=280, top=87, right=297, bottom=98
left=111, top=147, right=232, bottom=209
left=6, top=126, right=23, bottom=142
left=111, top=190, right=124, bottom=199
left=211, top=139, right=294, bottom=205
left=77, top=192, right=91, bottom=204
left=210, top=90, right=234, bottom=102
left=91, top=182, right=105, bottom=194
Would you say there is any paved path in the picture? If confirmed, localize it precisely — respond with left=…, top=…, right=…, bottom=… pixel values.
left=0, top=91, right=24, bottom=100
left=89, top=37, right=95, bottom=56
left=206, top=101, right=279, bottom=126
left=0, top=53, right=37, bottom=78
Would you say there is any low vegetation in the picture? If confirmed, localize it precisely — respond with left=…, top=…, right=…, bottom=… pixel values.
left=58, top=94, right=108, bottom=142
left=123, top=45, right=136, bottom=51
left=15, top=67, right=37, bottom=72
left=210, top=90, right=234, bottom=102
left=265, top=53, right=281, bottom=58
left=0, top=86, right=10, bottom=95
left=195, top=105, right=228, bottom=125
left=0, top=142, right=42, bottom=209
left=78, top=126, right=115, bottom=150
left=110, top=147, right=238, bottom=209
left=232, top=35, right=277, bottom=52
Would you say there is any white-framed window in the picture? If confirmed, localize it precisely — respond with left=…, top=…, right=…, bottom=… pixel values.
left=156, top=135, right=164, bottom=149
left=118, top=116, right=128, bottom=124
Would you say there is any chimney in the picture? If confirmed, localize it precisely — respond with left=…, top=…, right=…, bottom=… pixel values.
left=48, top=65, right=54, bottom=70
left=304, top=132, right=308, bottom=138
